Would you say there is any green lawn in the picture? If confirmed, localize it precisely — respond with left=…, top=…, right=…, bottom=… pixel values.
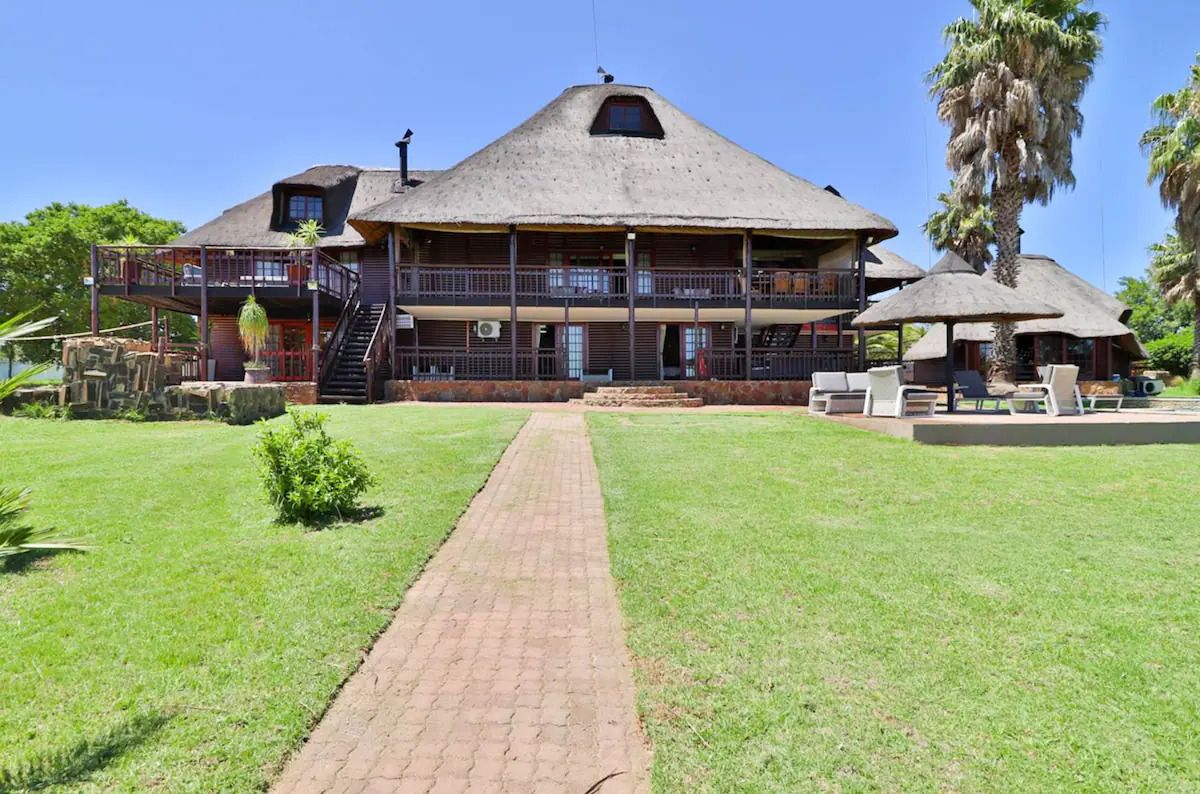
left=588, top=413, right=1200, bottom=792
left=0, top=405, right=526, bottom=792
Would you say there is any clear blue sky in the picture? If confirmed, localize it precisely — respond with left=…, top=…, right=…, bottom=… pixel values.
left=2, top=0, right=1197, bottom=291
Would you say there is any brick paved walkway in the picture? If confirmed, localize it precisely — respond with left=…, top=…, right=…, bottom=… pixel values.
left=273, top=412, right=649, bottom=793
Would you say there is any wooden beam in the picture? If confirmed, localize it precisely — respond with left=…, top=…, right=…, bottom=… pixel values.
left=90, top=244, right=100, bottom=335
left=311, top=248, right=320, bottom=384
left=199, top=246, right=209, bottom=377
left=150, top=306, right=159, bottom=348
left=626, top=228, right=636, bottom=380
left=387, top=231, right=397, bottom=376
left=509, top=225, right=518, bottom=379
left=856, top=235, right=867, bottom=370
left=743, top=230, right=753, bottom=381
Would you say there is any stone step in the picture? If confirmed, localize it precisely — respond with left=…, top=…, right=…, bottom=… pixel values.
left=594, top=385, right=679, bottom=396
left=572, top=396, right=704, bottom=408
left=583, top=391, right=690, bottom=403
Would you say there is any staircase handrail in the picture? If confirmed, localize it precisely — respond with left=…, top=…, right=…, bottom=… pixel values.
left=362, top=303, right=392, bottom=403
left=319, top=280, right=360, bottom=388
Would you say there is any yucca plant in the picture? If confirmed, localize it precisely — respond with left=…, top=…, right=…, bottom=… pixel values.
left=287, top=219, right=325, bottom=248
left=0, top=487, right=89, bottom=562
left=237, top=295, right=269, bottom=374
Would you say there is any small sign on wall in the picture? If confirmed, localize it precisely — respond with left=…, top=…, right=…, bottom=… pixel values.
left=396, top=314, right=414, bottom=330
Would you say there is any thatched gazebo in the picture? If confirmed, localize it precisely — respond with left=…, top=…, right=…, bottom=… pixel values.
left=852, top=251, right=1063, bottom=411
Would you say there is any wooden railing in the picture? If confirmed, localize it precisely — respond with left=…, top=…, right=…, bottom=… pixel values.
left=362, top=305, right=393, bottom=402
left=318, top=281, right=361, bottom=388
left=397, top=266, right=857, bottom=306
left=704, top=349, right=859, bottom=381
left=95, top=245, right=360, bottom=302
left=164, top=342, right=204, bottom=381
left=396, top=347, right=564, bottom=381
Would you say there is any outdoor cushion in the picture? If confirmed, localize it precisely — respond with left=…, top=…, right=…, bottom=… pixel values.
left=812, top=372, right=849, bottom=393
left=846, top=372, right=870, bottom=392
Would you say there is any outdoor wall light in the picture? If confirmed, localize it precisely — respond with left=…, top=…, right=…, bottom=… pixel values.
left=306, top=279, right=319, bottom=291
left=82, top=276, right=95, bottom=286
left=627, top=231, right=637, bottom=241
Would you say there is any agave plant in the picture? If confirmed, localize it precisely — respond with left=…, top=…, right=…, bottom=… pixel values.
left=288, top=219, right=325, bottom=248
left=0, top=487, right=89, bottom=562
left=0, top=309, right=58, bottom=402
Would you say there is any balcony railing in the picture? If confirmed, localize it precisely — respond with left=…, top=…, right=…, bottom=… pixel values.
left=260, top=350, right=312, bottom=382
left=397, top=347, right=565, bottom=381
left=397, top=266, right=856, bottom=307
left=704, top=349, right=859, bottom=381
left=95, top=245, right=360, bottom=303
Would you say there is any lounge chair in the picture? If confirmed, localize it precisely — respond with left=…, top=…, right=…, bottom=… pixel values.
left=809, top=371, right=868, bottom=414
left=864, top=366, right=938, bottom=418
left=1007, top=364, right=1084, bottom=416
left=953, top=370, right=1008, bottom=412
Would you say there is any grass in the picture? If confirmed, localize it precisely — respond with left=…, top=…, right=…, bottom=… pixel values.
left=1161, top=378, right=1200, bottom=397
left=588, top=412, right=1200, bottom=792
left=0, top=405, right=527, bottom=792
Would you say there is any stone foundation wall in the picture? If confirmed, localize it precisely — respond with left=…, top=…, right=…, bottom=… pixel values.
left=59, top=337, right=189, bottom=418
left=386, top=380, right=590, bottom=402
left=281, top=381, right=318, bottom=405
left=385, top=379, right=812, bottom=405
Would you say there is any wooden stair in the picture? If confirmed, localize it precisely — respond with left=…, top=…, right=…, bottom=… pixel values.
left=572, top=385, right=704, bottom=408
left=319, top=304, right=387, bottom=404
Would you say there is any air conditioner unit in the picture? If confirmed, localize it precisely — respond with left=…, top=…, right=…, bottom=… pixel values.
left=475, top=320, right=501, bottom=339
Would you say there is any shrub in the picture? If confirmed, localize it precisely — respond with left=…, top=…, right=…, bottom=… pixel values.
left=252, top=411, right=374, bottom=524
left=13, top=401, right=71, bottom=420
left=1146, top=328, right=1195, bottom=375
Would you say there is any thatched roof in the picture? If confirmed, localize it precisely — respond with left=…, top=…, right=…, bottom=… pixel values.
left=904, top=254, right=1148, bottom=360
left=864, top=244, right=924, bottom=283
left=852, top=251, right=1063, bottom=327
left=174, top=165, right=441, bottom=248
left=350, top=84, right=898, bottom=238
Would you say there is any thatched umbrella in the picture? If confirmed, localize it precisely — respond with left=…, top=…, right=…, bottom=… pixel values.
left=852, top=251, right=1063, bottom=412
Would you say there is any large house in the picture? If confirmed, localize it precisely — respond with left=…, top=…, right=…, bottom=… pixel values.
left=91, top=84, right=924, bottom=402
left=904, top=254, right=1147, bottom=384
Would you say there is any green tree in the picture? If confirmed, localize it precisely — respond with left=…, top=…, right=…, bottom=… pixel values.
left=929, top=0, right=1104, bottom=381
left=0, top=201, right=189, bottom=362
left=923, top=184, right=995, bottom=273
left=1142, top=55, right=1200, bottom=378
left=1115, top=272, right=1192, bottom=344
left=864, top=326, right=928, bottom=361
left=1146, top=233, right=1200, bottom=377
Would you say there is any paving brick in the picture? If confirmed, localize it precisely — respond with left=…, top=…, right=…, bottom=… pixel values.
left=272, top=413, right=649, bottom=791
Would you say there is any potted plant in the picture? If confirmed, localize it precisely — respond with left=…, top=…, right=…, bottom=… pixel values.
left=238, top=295, right=271, bottom=384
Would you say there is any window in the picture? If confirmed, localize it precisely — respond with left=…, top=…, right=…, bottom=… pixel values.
left=590, top=96, right=664, bottom=137
left=287, top=194, right=323, bottom=223
left=254, top=258, right=286, bottom=281
left=609, top=103, right=642, bottom=131
left=338, top=250, right=360, bottom=274
left=546, top=253, right=612, bottom=294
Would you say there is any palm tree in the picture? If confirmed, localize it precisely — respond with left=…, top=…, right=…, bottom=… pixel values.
left=1142, top=55, right=1200, bottom=244
left=1148, top=233, right=1200, bottom=378
left=929, top=0, right=1103, bottom=380
left=1142, top=54, right=1200, bottom=378
left=237, top=296, right=270, bottom=380
left=923, top=185, right=995, bottom=274
left=0, top=309, right=57, bottom=402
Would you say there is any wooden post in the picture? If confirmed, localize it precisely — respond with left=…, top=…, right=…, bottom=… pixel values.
left=312, top=287, right=320, bottom=384
left=856, top=236, right=867, bottom=371
left=626, top=229, right=636, bottom=381
left=692, top=301, right=700, bottom=380
left=897, top=322, right=905, bottom=360
left=945, top=322, right=956, bottom=413
left=743, top=230, right=753, bottom=381
left=199, top=246, right=210, bottom=379
left=509, top=225, right=518, bottom=380
left=387, top=230, right=397, bottom=375
left=564, top=301, right=571, bottom=381
left=89, top=244, right=100, bottom=335
left=161, top=314, right=170, bottom=355
left=150, top=306, right=159, bottom=348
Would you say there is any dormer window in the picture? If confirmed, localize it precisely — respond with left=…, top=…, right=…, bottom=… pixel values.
left=590, top=96, right=663, bottom=138
left=287, top=193, right=323, bottom=223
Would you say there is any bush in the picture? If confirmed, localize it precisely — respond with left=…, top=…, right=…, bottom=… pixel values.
left=1146, top=328, right=1195, bottom=376
left=13, top=401, right=71, bottom=420
left=252, top=411, right=374, bottom=525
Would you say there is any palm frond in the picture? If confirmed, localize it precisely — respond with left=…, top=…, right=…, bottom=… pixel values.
left=0, top=362, right=52, bottom=402
left=0, top=487, right=90, bottom=561
left=0, top=309, right=57, bottom=345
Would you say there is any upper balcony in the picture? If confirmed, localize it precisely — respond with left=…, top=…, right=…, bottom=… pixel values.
left=396, top=265, right=858, bottom=310
left=94, top=245, right=360, bottom=314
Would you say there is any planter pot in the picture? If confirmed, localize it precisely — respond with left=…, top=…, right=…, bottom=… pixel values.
left=244, top=366, right=272, bottom=385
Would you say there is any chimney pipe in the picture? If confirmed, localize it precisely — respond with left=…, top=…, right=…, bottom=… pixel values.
left=395, top=129, right=413, bottom=186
